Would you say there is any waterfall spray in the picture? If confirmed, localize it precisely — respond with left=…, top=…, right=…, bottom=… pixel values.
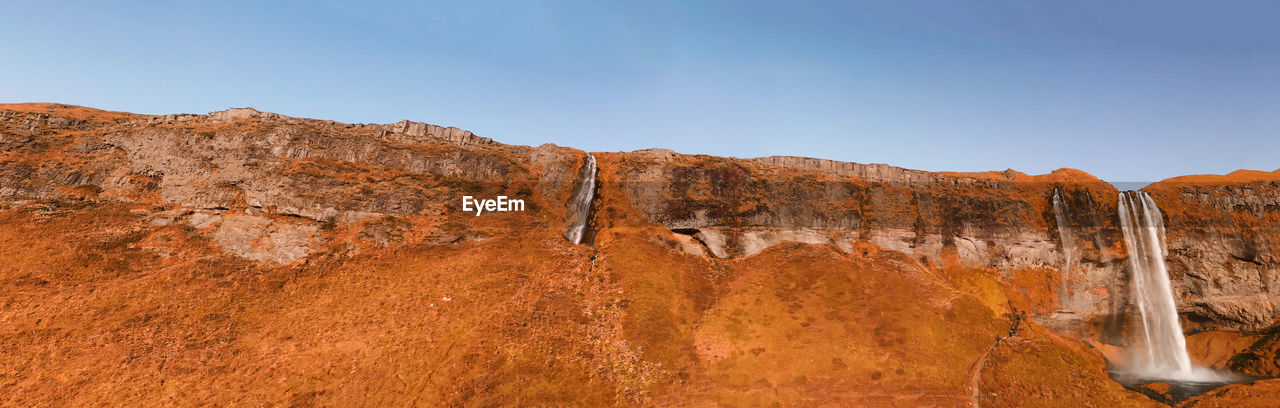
left=564, top=154, right=597, bottom=244
left=1052, top=189, right=1075, bottom=296
left=1117, top=191, right=1197, bottom=379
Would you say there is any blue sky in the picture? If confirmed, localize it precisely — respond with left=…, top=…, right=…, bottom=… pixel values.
left=2, top=1, right=1277, bottom=182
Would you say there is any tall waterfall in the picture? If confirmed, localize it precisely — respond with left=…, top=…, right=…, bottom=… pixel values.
left=564, top=154, right=597, bottom=244
left=1117, top=191, right=1194, bottom=379
left=1052, top=189, right=1075, bottom=295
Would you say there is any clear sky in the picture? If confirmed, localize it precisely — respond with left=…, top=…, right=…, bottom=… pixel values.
left=3, top=1, right=1277, bottom=182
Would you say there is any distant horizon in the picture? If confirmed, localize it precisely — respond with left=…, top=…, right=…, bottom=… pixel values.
left=3, top=1, right=1277, bottom=183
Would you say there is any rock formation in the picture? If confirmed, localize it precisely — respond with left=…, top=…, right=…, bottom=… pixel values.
left=1, top=102, right=1275, bottom=406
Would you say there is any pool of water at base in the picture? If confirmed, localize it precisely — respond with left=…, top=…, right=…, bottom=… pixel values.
left=1108, top=371, right=1255, bottom=405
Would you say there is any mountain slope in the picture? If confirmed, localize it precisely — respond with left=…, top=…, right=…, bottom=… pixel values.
left=2, top=103, right=1274, bottom=406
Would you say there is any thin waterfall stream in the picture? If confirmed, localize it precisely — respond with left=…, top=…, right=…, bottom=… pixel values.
left=564, top=154, right=597, bottom=244
left=1052, top=189, right=1076, bottom=299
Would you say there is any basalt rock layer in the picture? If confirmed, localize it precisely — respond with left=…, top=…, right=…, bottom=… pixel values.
left=0, top=103, right=1275, bottom=406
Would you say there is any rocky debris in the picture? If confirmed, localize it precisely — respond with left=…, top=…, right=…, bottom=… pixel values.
left=209, top=214, right=318, bottom=264
left=376, top=120, right=495, bottom=146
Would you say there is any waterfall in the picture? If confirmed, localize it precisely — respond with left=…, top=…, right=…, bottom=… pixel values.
left=564, top=154, right=597, bottom=244
left=1052, top=189, right=1075, bottom=296
left=1117, top=191, right=1195, bottom=379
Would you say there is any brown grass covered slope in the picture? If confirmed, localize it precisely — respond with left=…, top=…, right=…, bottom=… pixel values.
left=0, top=103, right=1268, bottom=406
left=0, top=204, right=1149, bottom=406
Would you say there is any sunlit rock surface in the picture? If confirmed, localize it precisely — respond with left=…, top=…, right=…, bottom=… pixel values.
left=0, top=103, right=1275, bottom=406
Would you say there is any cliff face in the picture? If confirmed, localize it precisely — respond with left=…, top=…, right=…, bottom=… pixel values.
left=0, top=103, right=1272, bottom=405
left=1146, top=173, right=1280, bottom=330
left=605, top=148, right=1279, bottom=335
left=610, top=149, right=1109, bottom=332
left=0, top=104, right=587, bottom=263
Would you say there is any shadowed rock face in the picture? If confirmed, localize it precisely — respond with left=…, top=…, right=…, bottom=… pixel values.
left=0, top=103, right=1274, bottom=406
